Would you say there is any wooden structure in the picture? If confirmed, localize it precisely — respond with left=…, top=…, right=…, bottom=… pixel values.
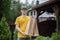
left=28, top=0, right=60, bottom=37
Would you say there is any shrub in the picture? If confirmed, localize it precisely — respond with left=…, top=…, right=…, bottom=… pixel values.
left=35, top=31, right=60, bottom=40
left=51, top=31, right=60, bottom=40
left=13, top=28, right=18, bottom=40
left=0, top=17, right=11, bottom=40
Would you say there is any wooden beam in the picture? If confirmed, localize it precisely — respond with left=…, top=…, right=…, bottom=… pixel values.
left=53, top=5, right=60, bottom=31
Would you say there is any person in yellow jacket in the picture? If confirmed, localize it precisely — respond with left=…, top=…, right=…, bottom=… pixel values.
left=15, top=7, right=32, bottom=40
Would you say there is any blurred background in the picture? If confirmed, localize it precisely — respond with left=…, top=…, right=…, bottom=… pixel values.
left=0, top=0, right=60, bottom=40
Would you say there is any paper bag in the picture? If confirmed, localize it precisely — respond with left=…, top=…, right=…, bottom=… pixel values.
left=33, top=19, right=39, bottom=36
left=25, top=16, right=39, bottom=36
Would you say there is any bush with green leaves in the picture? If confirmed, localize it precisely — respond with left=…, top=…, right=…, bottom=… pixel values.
left=13, top=28, right=18, bottom=40
left=51, top=31, right=60, bottom=40
left=35, top=31, right=60, bottom=40
left=0, top=17, right=11, bottom=40
left=35, top=36, right=50, bottom=40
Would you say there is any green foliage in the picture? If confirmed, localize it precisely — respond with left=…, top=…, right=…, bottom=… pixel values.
left=57, top=31, right=60, bottom=40
left=35, top=36, right=50, bottom=40
left=13, top=28, right=18, bottom=40
left=35, top=31, right=60, bottom=40
left=0, top=0, right=32, bottom=22
left=26, top=4, right=32, bottom=9
left=0, top=17, right=11, bottom=40
left=8, top=1, right=21, bottom=22
left=0, top=0, right=11, bottom=20
left=51, top=31, right=60, bottom=40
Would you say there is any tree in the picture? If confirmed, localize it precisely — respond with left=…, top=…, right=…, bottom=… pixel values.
left=0, top=17, right=11, bottom=40
left=9, top=1, right=21, bottom=22
left=0, top=0, right=11, bottom=20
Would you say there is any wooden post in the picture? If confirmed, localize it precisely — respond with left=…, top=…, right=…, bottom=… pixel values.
left=53, top=5, right=59, bottom=31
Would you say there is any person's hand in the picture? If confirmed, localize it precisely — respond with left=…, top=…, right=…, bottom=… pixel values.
left=22, top=32, right=29, bottom=36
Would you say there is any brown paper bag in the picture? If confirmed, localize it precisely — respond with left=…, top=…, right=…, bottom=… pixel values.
left=25, top=16, right=39, bottom=36
left=24, top=16, right=33, bottom=36
left=33, top=20, right=39, bottom=36
left=29, top=17, right=36, bottom=36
